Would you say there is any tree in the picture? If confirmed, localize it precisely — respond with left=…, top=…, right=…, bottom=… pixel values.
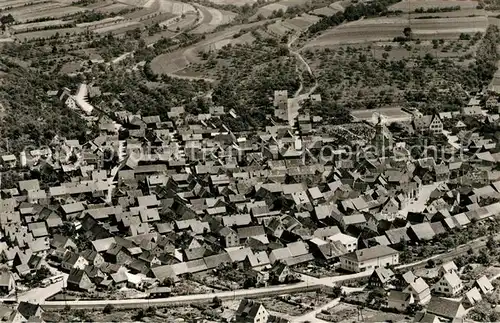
left=163, top=277, right=175, bottom=287
left=367, top=288, right=385, bottom=309
left=0, top=14, right=15, bottom=25
left=487, top=236, right=498, bottom=250
left=213, top=296, right=222, bottom=308
left=477, top=249, right=492, bottom=265
left=103, top=304, right=114, bottom=314
left=426, top=259, right=436, bottom=268
left=243, top=277, right=257, bottom=288
left=329, top=285, right=342, bottom=298
left=403, top=27, right=412, bottom=40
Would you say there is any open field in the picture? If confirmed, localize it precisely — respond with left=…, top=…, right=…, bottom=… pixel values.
left=140, top=11, right=177, bottom=26
left=143, top=29, right=177, bottom=45
left=76, top=16, right=125, bottom=29
left=92, top=21, right=142, bottom=35
left=351, top=107, right=412, bottom=123
left=95, top=2, right=134, bottom=13
left=255, top=3, right=289, bottom=18
left=191, top=4, right=237, bottom=34
left=285, top=14, right=320, bottom=30
left=118, top=0, right=152, bottom=7
left=310, top=4, right=343, bottom=17
left=390, top=0, right=479, bottom=12
left=122, top=7, right=157, bottom=20
left=409, top=8, right=486, bottom=18
left=370, top=39, right=479, bottom=61
left=150, top=20, right=267, bottom=74
left=207, top=0, right=259, bottom=5
left=202, top=31, right=256, bottom=51
left=304, top=16, right=488, bottom=47
left=267, top=14, right=320, bottom=36
left=4, top=2, right=87, bottom=22
left=4, top=2, right=66, bottom=17
left=157, top=0, right=196, bottom=15
left=14, top=27, right=84, bottom=41
left=0, top=0, right=48, bottom=10
left=163, top=12, right=198, bottom=31
left=10, top=19, right=74, bottom=33
left=255, top=0, right=314, bottom=18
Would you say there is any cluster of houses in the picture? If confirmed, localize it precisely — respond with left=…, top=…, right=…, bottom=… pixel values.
left=0, top=86, right=500, bottom=321
left=373, top=260, right=495, bottom=321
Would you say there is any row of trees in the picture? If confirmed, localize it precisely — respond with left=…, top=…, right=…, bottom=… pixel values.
left=468, top=25, right=500, bottom=88
left=308, top=0, right=400, bottom=34
left=414, top=5, right=461, bottom=13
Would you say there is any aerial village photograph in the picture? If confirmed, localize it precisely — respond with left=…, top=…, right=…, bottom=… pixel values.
left=5, top=0, right=500, bottom=322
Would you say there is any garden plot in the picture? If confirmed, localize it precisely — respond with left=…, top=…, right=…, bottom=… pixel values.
left=317, top=302, right=407, bottom=323
left=191, top=5, right=237, bottom=34
left=305, top=16, right=488, bottom=47
left=390, top=0, right=479, bottom=12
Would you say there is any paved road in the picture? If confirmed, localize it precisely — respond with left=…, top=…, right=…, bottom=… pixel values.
left=42, top=282, right=320, bottom=309
left=41, top=270, right=372, bottom=310
left=6, top=262, right=69, bottom=304
left=17, top=275, right=68, bottom=303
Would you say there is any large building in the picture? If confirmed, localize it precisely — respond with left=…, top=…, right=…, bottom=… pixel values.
left=327, top=232, right=358, bottom=253
left=339, top=245, right=399, bottom=272
left=234, top=299, right=269, bottom=323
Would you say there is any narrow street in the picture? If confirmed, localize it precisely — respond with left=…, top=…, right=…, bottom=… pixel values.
left=291, top=298, right=339, bottom=323
left=287, top=33, right=318, bottom=99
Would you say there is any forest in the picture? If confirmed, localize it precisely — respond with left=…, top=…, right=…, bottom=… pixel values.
left=0, top=58, right=90, bottom=153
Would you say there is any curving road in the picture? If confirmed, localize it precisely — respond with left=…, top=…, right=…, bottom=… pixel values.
left=287, top=33, right=318, bottom=99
